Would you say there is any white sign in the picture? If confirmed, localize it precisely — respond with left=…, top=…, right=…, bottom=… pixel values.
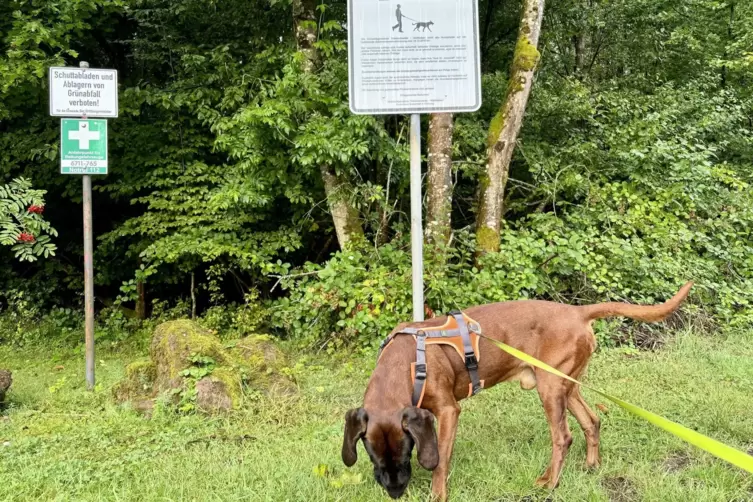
left=347, top=0, right=481, bottom=114
left=49, top=67, right=118, bottom=118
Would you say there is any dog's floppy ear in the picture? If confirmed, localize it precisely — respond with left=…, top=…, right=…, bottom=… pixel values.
left=342, top=408, right=368, bottom=467
left=401, top=407, right=439, bottom=470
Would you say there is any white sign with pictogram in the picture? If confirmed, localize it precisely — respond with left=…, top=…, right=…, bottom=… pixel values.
left=347, top=0, right=481, bottom=114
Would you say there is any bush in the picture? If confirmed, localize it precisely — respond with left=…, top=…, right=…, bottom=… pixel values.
left=272, top=203, right=751, bottom=349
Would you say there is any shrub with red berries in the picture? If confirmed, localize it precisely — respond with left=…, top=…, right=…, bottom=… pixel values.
left=17, top=232, right=36, bottom=243
left=2, top=178, right=56, bottom=261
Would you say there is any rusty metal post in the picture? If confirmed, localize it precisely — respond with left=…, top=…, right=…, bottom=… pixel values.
left=80, top=61, right=95, bottom=390
left=83, top=174, right=94, bottom=389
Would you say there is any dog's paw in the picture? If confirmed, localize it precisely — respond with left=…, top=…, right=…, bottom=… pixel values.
left=585, top=455, right=602, bottom=470
left=534, top=474, right=558, bottom=490
left=430, top=491, right=448, bottom=502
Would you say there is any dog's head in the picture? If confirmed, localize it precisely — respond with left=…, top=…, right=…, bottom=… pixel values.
left=427, top=21, right=434, bottom=25
left=341, top=406, right=438, bottom=499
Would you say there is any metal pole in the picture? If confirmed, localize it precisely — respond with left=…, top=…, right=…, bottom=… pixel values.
left=80, top=61, right=95, bottom=390
left=83, top=174, right=94, bottom=389
left=410, top=114, right=424, bottom=322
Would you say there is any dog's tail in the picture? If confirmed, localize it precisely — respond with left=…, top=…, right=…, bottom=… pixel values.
left=580, top=281, right=693, bottom=323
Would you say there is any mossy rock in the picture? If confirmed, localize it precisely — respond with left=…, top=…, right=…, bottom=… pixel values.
left=113, top=359, right=156, bottom=403
left=114, top=320, right=296, bottom=414
left=0, top=369, right=11, bottom=403
left=229, top=335, right=296, bottom=395
left=196, top=367, right=243, bottom=413
left=229, top=334, right=287, bottom=372
left=149, top=320, right=229, bottom=390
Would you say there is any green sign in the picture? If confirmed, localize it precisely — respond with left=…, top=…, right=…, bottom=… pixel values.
left=60, top=119, right=108, bottom=175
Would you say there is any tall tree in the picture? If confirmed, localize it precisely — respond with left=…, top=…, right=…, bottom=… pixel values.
left=476, top=0, right=545, bottom=254
left=293, top=0, right=364, bottom=249
left=425, top=113, right=454, bottom=248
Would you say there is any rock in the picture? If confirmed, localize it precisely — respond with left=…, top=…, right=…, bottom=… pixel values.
left=230, top=335, right=287, bottom=372
left=196, top=368, right=242, bottom=413
left=149, top=320, right=229, bottom=390
left=229, top=335, right=297, bottom=396
left=112, top=359, right=156, bottom=404
left=0, top=369, right=11, bottom=403
left=132, top=399, right=155, bottom=417
left=114, top=320, right=294, bottom=415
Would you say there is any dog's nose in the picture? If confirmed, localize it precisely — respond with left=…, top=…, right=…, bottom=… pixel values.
left=387, top=486, right=406, bottom=499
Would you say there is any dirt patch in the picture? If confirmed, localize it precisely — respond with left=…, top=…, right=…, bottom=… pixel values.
left=602, top=476, right=639, bottom=502
left=663, top=451, right=691, bottom=473
left=632, top=324, right=670, bottom=350
left=615, top=308, right=718, bottom=351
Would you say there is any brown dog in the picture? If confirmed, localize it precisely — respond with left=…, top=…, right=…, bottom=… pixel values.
left=342, top=282, right=693, bottom=499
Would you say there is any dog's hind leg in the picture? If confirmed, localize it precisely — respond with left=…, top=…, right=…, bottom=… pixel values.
left=534, top=371, right=574, bottom=489
left=567, top=388, right=601, bottom=468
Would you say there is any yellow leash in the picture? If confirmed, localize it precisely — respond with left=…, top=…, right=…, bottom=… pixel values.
left=478, top=334, right=753, bottom=475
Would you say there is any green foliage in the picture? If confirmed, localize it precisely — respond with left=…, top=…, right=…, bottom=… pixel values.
left=0, top=178, right=56, bottom=261
left=174, top=353, right=217, bottom=412
left=0, top=0, right=119, bottom=120
left=200, top=288, right=270, bottom=340
left=271, top=243, right=414, bottom=350
left=0, top=0, right=751, bottom=349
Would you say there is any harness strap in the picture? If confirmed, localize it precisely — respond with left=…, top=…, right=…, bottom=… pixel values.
left=376, top=312, right=484, bottom=407
left=412, top=331, right=427, bottom=406
left=450, top=310, right=482, bottom=396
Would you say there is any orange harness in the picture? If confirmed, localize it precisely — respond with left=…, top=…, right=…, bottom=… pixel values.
left=377, top=310, right=484, bottom=408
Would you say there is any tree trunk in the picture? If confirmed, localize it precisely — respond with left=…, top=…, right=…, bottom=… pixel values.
left=135, top=257, right=146, bottom=320
left=135, top=279, right=146, bottom=319
left=293, top=0, right=318, bottom=72
left=573, top=0, right=589, bottom=75
left=320, top=165, right=364, bottom=247
left=573, top=33, right=586, bottom=74
left=476, top=0, right=545, bottom=255
left=190, top=271, right=196, bottom=320
left=293, top=0, right=364, bottom=249
left=425, top=113, right=454, bottom=248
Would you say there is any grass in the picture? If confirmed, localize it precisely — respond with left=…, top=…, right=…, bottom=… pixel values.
left=1, top=328, right=753, bottom=501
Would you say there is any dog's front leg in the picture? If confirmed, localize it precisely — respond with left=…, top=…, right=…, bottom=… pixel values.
left=430, top=403, right=460, bottom=501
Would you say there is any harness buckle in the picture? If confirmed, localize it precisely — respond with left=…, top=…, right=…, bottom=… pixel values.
left=415, top=363, right=427, bottom=379
left=465, top=353, right=478, bottom=371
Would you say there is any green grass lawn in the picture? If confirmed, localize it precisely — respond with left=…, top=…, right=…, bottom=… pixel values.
left=1, top=328, right=752, bottom=501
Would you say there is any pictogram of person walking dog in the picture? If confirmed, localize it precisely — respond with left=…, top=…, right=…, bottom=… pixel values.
left=392, top=5, right=434, bottom=33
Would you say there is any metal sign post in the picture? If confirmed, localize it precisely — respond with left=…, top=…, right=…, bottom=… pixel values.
left=409, top=114, right=424, bottom=322
left=83, top=167, right=95, bottom=389
left=50, top=61, right=118, bottom=389
left=347, top=0, right=481, bottom=322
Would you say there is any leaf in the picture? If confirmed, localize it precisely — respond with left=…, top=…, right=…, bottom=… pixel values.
left=312, top=464, right=329, bottom=478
